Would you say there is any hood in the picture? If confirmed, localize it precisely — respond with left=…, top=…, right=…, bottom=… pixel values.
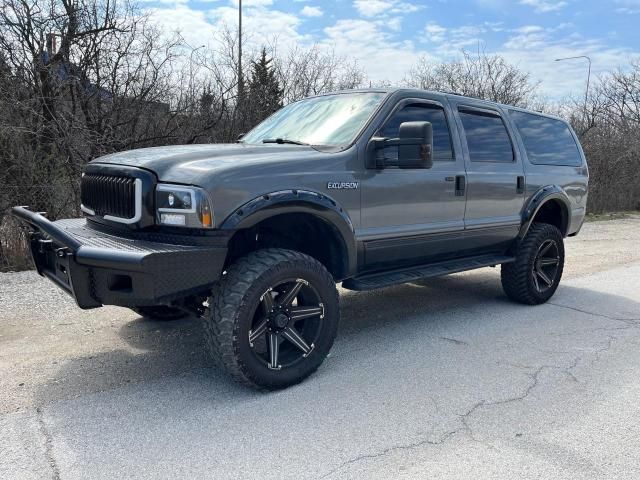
left=90, top=143, right=324, bottom=185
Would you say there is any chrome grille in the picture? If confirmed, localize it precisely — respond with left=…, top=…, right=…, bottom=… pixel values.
left=81, top=174, right=136, bottom=219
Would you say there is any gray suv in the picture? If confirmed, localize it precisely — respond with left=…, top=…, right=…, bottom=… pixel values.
left=13, top=88, right=589, bottom=389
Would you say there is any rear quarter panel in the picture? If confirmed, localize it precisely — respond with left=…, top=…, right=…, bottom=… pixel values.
left=501, top=108, right=589, bottom=235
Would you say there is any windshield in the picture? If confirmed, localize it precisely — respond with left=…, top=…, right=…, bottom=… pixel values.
left=241, top=92, right=386, bottom=147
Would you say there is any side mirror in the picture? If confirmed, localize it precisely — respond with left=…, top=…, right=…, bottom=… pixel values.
left=366, top=121, right=433, bottom=169
left=398, top=121, right=433, bottom=169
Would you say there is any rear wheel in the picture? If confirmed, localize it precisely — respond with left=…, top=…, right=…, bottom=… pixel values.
left=131, top=306, right=188, bottom=321
left=501, top=223, right=565, bottom=305
left=202, top=248, right=339, bottom=389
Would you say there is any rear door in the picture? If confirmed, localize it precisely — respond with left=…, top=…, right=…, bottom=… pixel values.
left=450, top=101, right=525, bottom=248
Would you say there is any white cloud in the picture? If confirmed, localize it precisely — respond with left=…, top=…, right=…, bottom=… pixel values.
left=498, top=28, right=637, bottom=99
left=425, top=23, right=447, bottom=43
left=146, top=5, right=217, bottom=48
left=519, top=0, right=568, bottom=13
left=353, top=0, right=422, bottom=18
left=614, top=0, right=640, bottom=13
left=300, top=5, right=323, bottom=17
left=146, top=0, right=307, bottom=62
left=323, top=19, right=432, bottom=84
left=353, top=0, right=394, bottom=17
left=398, top=2, right=422, bottom=13
left=422, top=22, right=505, bottom=55
left=229, top=0, right=274, bottom=6
left=207, top=3, right=306, bottom=48
left=514, top=25, right=544, bottom=34
left=384, top=17, right=403, bottom=32
left=616, top=7, right=640, bottom=13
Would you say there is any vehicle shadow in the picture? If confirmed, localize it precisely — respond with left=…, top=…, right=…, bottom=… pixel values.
left=33, top=268, right=640, bottom=408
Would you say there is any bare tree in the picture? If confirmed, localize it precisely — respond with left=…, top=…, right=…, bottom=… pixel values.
left=274, top=45, right=366, bottom=104
left=0, top=0, right=201, bottom=269
left=596, top=60, right=640, bottom=127
left=566, top=61, right=640, bottom=213
left=0, top=0, right=192, bottom=205
left=405, top=50, right=540, bottom=107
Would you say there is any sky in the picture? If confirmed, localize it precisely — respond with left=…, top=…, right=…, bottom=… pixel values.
left=141, top=0, right=640, bottom=99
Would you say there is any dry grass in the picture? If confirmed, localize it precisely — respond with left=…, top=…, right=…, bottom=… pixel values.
left=584, top=211, right=640, bottom=222
left=0, top=214, right=32, bottom=272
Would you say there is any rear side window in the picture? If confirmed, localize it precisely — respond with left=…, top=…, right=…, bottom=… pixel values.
left=459, top=109, right=514, bottom=163
left=510, top=110, right=582, bottom=166
left=379, top=103, right=453, bottom=160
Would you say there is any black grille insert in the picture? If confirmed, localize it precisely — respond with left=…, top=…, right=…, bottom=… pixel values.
left=81, top=174, right=137, bottom=219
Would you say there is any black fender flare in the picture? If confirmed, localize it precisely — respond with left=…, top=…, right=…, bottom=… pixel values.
left=519, top=185, right=571, bottom=238
left=220, top=190, right=357, bottom=276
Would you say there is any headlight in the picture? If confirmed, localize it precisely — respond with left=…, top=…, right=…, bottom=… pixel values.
left=156, top=184, right=214, bottom=228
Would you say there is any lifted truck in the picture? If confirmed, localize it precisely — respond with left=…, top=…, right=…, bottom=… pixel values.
left=13, top=88, right=589, bottom=389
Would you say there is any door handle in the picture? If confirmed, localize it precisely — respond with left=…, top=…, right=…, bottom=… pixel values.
left=516, top=176, right=525, bottom=194
left=455, top=175, right=466, bottom=197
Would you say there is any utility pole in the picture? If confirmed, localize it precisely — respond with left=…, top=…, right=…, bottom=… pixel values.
left=555, top=55, right=592, bottom=127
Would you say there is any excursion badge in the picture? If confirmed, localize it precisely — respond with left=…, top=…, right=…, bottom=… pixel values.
left=327, top=182, right=359, bottom=190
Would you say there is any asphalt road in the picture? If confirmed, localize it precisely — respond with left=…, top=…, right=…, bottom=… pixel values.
left=1, top=217, right=640, bottom=479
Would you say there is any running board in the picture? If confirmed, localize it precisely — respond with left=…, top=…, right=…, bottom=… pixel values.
left=342, top=254, right=515, bottom=291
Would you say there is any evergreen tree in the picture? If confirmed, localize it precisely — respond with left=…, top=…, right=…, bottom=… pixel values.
left=246, top=48, right=283, bottom=127
left=199, top=85, right=215, bottom=116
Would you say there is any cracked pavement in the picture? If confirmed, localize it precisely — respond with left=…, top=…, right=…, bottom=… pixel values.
left=1, top=217, right=640, bottom=479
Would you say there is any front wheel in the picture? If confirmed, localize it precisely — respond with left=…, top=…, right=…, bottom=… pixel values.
left=202, top=248, right=339, bottom=390
left=501, top=223, right=565, bottom=305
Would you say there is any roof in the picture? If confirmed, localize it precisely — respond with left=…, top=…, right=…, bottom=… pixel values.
left=320, top=87, right=565, bottom=123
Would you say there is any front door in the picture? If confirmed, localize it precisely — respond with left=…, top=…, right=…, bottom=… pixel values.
left=359, top=98, right=467, bottom=269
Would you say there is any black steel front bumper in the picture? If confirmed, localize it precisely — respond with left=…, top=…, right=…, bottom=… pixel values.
left=11, top=207, right=227, bottom=309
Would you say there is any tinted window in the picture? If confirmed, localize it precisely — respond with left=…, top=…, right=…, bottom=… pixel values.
left=510, top=110, right=582, bottom=166
left=379, top=103, right=453, bottom=160
left=459, top=109, right=513, bottom=163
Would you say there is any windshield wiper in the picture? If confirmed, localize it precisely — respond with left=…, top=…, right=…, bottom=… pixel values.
left=262, top=138, right=309, bottom=146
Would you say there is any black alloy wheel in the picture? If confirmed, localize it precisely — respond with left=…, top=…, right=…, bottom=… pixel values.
left=249, top=278, right=326, bottom=370
left=203, top=249, right=339, bottom=389
left=531, top=239, right=561, bottom=293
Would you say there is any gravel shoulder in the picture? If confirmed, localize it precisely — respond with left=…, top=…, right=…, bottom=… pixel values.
left=564, top=214, right=640, bottom=278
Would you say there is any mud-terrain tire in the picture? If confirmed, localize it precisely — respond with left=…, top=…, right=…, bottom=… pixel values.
left=501, top=223, right=565, bottom=305
left=202, top=248, right=339, bottom=390
left=131, top=306, right=188, bottom=321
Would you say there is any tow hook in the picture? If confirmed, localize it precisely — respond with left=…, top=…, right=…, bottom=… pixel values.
left=55, top=247, right=71, bottom=258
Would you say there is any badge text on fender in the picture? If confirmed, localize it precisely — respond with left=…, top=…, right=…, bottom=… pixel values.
left=327, top=182, right=359, bottom=190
